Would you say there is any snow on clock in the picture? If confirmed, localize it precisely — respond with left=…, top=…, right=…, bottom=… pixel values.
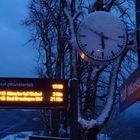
left=76, top=11, right=127, bottom=65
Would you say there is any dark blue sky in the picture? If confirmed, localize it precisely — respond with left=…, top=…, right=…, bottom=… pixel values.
left=0, top=0, right=38, bottom=78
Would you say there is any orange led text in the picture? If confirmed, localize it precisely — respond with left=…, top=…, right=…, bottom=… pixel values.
left=0, top=91, right=43, bottom=102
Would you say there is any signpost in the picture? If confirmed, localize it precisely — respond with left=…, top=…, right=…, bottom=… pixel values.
left=135, top=0, right=140, bottom=65
left=69, top=79, right=79, bottom=140
left=120, top=67, right=140, bottom=111
left=0, top=78, right=68, bottom=108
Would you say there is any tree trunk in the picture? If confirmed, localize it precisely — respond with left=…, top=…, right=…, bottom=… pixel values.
left=87, top=127, right=100, bottom=140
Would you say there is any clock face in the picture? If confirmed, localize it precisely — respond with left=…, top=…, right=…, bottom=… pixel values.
left=76, top=11, right=127, bottom=64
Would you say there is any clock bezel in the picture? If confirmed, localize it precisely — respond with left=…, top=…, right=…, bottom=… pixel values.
left=76, top=11, right=127, bottom=65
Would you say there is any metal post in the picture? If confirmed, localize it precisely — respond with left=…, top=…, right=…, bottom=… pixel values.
left=70, top=79, right=79, bottom=140
left=135, top=0, right=140, bottom=65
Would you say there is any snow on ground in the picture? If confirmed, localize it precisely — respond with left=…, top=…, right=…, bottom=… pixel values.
left=1, top=131, right=33, bottom=140
left=97, top=134, right=111, bottom=140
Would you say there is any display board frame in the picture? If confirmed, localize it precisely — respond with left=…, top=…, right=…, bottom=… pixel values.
left=0, top=78, right=68, bottom=108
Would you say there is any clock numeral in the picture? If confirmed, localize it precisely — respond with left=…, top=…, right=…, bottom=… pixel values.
left=117, top=45, right=123, bottom=49
left=79, top=34, right=86, bottom=37
left=101, top=52, right=104, bottom=59
left=118, top=35, right=125, bottom=39
left=111, top=51, right=115, bottom=56
left=90, top=50, right=94, bottom=56
left=82, top=44, right=87, bottom=48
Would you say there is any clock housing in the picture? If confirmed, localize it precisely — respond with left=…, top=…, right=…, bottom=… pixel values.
left=76, top=11, right=127, bottom=65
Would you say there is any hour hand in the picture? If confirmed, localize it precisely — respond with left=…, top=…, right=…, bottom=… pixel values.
left=100, top=33, right=106, bottom=49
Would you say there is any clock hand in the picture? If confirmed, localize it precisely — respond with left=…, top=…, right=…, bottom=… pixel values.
left=101, top=33, right=106, bottom=49
left=85, top=25, right=109, bottom=41
left=83, top=23, right=123, bottom=43
left=110, top=38, right=122, bottom=43
left=83, top=23, right=110, bottom=41
left=103, top=35, right=122, bottom=43
left=83, top=23, right=102, bottom=37
left=83, top=23, right=122, bottom=45
left=89, top=28, right=101, bottom=37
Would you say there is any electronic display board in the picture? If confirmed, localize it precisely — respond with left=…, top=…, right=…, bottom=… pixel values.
left=0, top=78, right=68, bottom=108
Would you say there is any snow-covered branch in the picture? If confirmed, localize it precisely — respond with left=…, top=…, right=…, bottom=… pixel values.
left=78, top=66, right=103, bottom=129
left=64, top=6, right=82, bottom=78
left=91, top=66, right=103, bottom=78
left=64, top=8, right=76, bottom=44
left=78, top=117, right=97, bottom=129
left=96, top=57, right=121, bottom=127
left=64, top=8, right=81, bottom=45
left=89, top=0, right=97, bottom=12
left=78, top=56, right=122, bottom=130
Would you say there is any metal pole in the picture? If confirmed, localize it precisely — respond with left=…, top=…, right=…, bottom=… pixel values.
left=70, top=79, right=79, bottom=140
left=135, top=0, right=140, bottom=65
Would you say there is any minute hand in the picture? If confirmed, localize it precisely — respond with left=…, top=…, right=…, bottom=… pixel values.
left=104, top=36, right=123, bottom=43
left=88, top=27, right=102, bottom=36
left=83, top=23, right=103, bottom=37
